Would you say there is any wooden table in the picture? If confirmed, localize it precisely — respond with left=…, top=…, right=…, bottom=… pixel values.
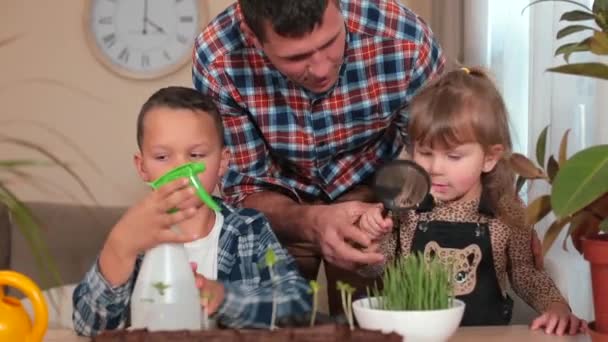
left=44, top=325, right=591, bottom=341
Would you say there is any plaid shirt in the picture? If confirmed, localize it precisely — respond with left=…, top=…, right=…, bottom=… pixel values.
left=72, top=202, right=312, bottom=336
left=193, top=0, right=444, bottom=204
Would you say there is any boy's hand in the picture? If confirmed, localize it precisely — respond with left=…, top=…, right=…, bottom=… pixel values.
left=100, top=178, right=200, bottom=286
left=108, top=178, right=201, bottom=260
left=530, top=302, right=587, bottom=336
left=358, top=204, right=392, bottom=240
left=191, top=263, right=225, bottom=315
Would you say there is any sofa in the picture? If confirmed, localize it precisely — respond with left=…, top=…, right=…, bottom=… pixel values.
left=0, top=201, right=127, bottom=328
left=1, top=201, right=537, bottom=329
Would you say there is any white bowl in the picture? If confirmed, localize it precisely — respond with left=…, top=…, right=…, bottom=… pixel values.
left=353, top=297, right=465, bottom=342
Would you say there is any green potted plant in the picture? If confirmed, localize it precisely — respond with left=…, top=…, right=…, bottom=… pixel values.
left=1, top=134, right=97, bottom=289
left=514, top=3, right=608, bottom=338
left=352, top=253, right=463, bottom=342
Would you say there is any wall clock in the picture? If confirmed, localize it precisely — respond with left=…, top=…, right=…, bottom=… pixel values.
left=85, top=0, right=207, bottom=80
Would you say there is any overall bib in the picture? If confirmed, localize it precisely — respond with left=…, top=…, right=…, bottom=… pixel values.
left=409, top=194, right=513, bottom=326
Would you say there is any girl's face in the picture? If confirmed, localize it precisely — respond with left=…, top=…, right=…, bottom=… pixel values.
left=413, top=142, right=502, bottom=203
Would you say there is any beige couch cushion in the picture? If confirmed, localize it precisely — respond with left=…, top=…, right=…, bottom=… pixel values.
left=4, top=201, right=126, bottom=290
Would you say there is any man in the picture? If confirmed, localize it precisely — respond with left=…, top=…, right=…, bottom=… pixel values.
left=192, top=0, right=443, bottom=314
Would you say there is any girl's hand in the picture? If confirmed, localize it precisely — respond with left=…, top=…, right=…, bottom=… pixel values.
left=358, top=204, right=392, bottom=240
left=530, top=302, right=587, bottom=336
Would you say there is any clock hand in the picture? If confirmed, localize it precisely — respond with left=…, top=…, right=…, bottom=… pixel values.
left=145, top=18, right=166, bottom=34
left=142, top=0, right=149, bottom=35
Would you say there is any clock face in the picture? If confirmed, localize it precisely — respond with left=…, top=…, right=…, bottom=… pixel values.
left=88, top=0, right=201, bottom=79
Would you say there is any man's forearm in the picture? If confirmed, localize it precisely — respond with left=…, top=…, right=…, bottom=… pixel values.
left=242, top=191, right=317, bottom=242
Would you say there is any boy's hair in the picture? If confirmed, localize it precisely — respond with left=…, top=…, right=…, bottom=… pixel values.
left=238, top=0, right=339, bottom=42
left=136, top=86, right=224, bottom=149
left=407, top=67, right=518, bottom=226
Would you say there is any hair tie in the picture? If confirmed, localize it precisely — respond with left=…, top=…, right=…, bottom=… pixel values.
left=461, top=67, right=471, bottom=74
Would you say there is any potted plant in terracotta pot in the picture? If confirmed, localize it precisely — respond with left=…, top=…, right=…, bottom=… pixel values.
left=515, top=0, right=608, bottom=339
left=352, top=253, right=464, bottom=342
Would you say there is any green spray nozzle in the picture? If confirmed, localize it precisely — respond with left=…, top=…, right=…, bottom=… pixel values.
left=149, top=162, right=220, bottom=212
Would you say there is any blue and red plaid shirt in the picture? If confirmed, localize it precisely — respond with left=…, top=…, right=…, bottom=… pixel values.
left=193, top=0, right=444, bottom=204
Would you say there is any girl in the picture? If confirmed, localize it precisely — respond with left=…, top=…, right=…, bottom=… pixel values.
left=358, top=67, right=586, bottom=336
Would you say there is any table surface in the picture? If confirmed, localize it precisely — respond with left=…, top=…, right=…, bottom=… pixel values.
left=44, top=325, right=591, bottom=341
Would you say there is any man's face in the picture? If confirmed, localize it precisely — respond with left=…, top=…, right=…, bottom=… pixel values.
left=256, top=1, right=346, bottom=93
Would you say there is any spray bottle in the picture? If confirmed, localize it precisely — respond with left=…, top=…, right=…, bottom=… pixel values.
left=130, top=162, right=220, bottom=331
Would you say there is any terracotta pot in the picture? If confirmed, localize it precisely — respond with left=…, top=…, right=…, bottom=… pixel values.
left=583, top=234, right=608, bottom=334
left=589, top=321, right=608, bottom=342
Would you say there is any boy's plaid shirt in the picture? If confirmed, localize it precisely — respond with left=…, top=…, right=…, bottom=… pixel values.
left=193, top=0, right=444, bottom=204
left=72, top=202, right=312, bottom=336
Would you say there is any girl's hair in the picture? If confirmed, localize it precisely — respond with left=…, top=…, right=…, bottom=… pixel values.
left=408, top=67, right=520, bottom=226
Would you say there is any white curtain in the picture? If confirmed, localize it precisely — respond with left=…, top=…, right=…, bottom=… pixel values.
left=453, top=0, right=606, bottom=322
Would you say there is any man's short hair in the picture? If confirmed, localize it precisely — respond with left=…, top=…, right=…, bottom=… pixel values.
left=239, top=0, right=339, bottom=42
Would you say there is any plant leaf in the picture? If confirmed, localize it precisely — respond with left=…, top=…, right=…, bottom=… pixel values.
left=516, top=176, right=527, bottom=193
left=555, top=39, right=591, bottom=62
left=265, top=249, right=277, bottom=267
left=568, top=211, right=599, bottom=253
left=594, top=0, right=608, bottom=13
left=589, top=31, right=608, bottom=54
left=526, top=195, right=553, bottom=226
left=543, top=217, right=571, bottom=255
left=557, top=25, right=597, bottom=39
left=522, top=0, right=592, bottom=14
left=548, top=62, right=608, bottom=80
left=0, top=136, right=98, bottom=203
left=509, top=153, right=547, bottom=179
left=560, top=10, right=597, bottom=21
left=559, top=129, right=570, bottom=165
left=551, top=145, right=608, bottom=218
left=547, top=156, right=559, bottom=183
left=0, top=160, right=50, bottom=168
left=600, top=218, right=608, bottom=233
left=536, top=126, right=549, bottom=166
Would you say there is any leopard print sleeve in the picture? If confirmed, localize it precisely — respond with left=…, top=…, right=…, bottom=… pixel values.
left=505, top=201, right=568, bottom=313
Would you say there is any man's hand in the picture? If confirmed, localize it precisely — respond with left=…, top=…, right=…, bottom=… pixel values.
left=308, top=201, right=390, bottom=270
left=531, top=230, right=544, bottom=270
left=191, top=263, right=225, bottom=315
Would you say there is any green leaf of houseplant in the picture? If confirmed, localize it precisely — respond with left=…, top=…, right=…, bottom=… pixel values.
left=559, top=129, right=570, bottom=165
left=560, top=10, right=597, bottom=21
left=508, top=153, right=547, bottom=179
left=555, top=39, right=591, bottom=62
left=589, top=31, right=608, bottom=54
left=526, top=195, right=553, bottom=226
left=536, top=126, right=549, bottom=167
left=547, top=156, right=560, bottom=183
left=522, top=0, right=592, bottom=14
left=543, top=217, right=572, bottom=255
left=557, top=25, right=598, bottom=38
left=548, top=62, right=608, bottom=80
left=551, top=145, right=608, bottom=218
left=600, top=218, right=608, bottom=233
left=509, top=153, right=547, bottom=179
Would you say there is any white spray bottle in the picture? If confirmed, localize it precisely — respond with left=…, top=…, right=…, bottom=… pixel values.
left=130, top=162, right=220, bottom=331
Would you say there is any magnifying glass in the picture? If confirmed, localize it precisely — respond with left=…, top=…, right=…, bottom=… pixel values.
left=372, top=160, right=431, bottom=213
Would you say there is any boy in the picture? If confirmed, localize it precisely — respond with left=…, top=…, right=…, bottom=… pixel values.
left=72, top=87, right=312, bottom=336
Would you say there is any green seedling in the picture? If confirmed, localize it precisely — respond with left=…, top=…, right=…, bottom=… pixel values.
left=308, top=280, right=321, bottom=327
left=336, top=281, right=356, bottom=330
left=264, top=249, right=278, bottom=331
